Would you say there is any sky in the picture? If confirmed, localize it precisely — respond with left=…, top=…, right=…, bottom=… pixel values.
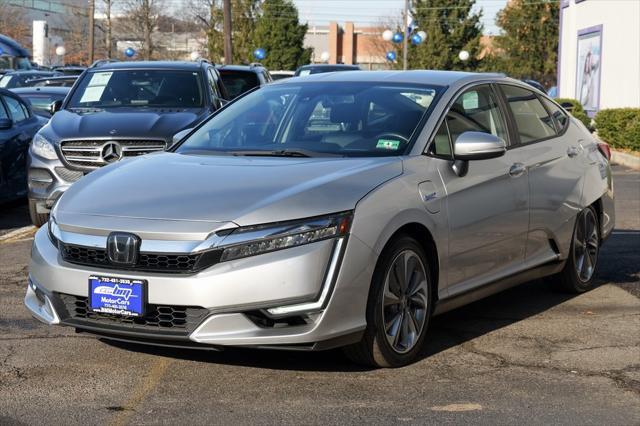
left=293, top=0, right=508, bottom=35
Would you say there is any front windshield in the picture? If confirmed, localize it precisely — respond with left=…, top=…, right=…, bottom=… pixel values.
left=176, top=82, right=441, bottom=157
left=67, top=69, right=204, bottom=109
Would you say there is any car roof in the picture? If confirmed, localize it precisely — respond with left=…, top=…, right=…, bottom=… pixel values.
left=29, top=75, right=77, bottom=81
left=91, top=61, right=204, bottom=71
left=216, top=64, right=266, bottom=73
left=298, top=64, right=360, bottom=70
left=278, top=70, right=507, bottom=86
left=3, top=70, right=58, bottom=76
left=10, top=86, right=70, bottom=95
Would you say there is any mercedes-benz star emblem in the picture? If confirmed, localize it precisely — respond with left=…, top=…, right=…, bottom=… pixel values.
left=101, top=142, right=123, bottom=163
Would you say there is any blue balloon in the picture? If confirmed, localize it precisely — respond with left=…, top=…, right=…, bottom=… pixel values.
left=386, top=51, right=397, bottom=61
left=253, top=48, right=266, bottom=60
left=124, top=47, right=135, bottom=58
left=411, top=33, right=423, bottom=45
left=392, top=32, right=403, bottom=43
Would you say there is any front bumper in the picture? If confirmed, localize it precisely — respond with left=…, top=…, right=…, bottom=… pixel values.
left=26, top=226, right=375, bottom=349
left=28, top=149, right=84, bottom=213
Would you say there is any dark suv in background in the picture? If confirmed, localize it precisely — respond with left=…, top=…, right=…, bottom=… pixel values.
left=215, top=63, right=272, bottom=99
left=27, top=59, right=229, bottom=226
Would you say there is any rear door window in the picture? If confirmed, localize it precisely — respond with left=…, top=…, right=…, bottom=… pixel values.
left=500, top=84, right=557, bottom=143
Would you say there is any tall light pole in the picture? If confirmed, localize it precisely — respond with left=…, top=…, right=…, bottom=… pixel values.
left=402, top=0, right=409, bottom=70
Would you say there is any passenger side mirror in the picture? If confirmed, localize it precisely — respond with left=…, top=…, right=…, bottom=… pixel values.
left=454, top=131, right=507, bottom=161
left=0, top=118, right=13, bottom=130
left=49, top=100, right=62, bottom=115
left=170, top=128, right=193, bottom=148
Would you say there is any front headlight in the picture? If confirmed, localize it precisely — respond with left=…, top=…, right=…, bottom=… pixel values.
left=219, top=212, right=352, bottom=262
left=31, top=133, right=58, bottom=160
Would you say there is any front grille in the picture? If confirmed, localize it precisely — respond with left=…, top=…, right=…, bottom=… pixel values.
left=60, top=139, right=166, bottom=169
left=58, top=293, right=209, bottom=335
left=59, top=243, right=214, bottom=274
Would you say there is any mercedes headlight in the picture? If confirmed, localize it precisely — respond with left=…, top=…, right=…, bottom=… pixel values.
left=218, top=212, right=352, bottom=262
left=31, top=133, right=58, bottom=160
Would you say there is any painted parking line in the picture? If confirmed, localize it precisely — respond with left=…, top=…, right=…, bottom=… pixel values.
left=109, top=357, right=173, bottom=426
left=0, top=226, right=37, bottom=244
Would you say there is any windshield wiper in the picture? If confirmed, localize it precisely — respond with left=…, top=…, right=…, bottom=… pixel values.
left=228, top=149, right=342, bottom=158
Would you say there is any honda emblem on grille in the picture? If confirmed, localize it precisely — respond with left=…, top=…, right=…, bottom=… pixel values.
left=106, top=232, right=140, bottom=265
left=101, top=141, right=123, bottom=163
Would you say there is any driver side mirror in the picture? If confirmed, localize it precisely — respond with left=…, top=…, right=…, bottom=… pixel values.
left=170, top=128, right=193, bottom=148
left=0, top=118, right=13, bottom=130
left=452, top=131, right=507, bottom=177
left=49, top=100, right=62, bottom=115
left=454, top=131, right=506, bottom=161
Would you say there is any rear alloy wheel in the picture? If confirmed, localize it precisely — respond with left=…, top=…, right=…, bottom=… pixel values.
left=553, top=206, right=600, bottom=293
left=344, top=236, right=432, bottom=367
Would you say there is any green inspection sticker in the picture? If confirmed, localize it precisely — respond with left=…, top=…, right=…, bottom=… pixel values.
left=376, top=139, right=401, bottom=150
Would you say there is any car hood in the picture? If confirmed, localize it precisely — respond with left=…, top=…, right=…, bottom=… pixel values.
left=47, top=108, right=206, bottom=141
left=56, top=152, right=403, bottom=228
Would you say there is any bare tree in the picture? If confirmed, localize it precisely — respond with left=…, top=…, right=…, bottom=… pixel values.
left=104, top=0, right=113, bottom=58
left=121, top=0, right=164, bottom=59
left=0, top=3, right=31, bottom=48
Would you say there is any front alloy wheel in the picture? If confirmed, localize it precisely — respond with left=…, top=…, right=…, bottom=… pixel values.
left=344, top=235, right=432, bottom=367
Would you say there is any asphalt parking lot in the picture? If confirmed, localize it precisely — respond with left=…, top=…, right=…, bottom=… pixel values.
left=0, top=165, right=638, bottom=425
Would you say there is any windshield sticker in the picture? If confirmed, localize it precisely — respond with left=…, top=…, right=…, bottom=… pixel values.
left=88, top=72, right=113, bottom=86
left=79, top=85, right=107, bottom=103
left=299, top=69, right=311, bottom=76
left=0, top=75, right=11, bottom=87
left=376, top=139, right=400, bottom=150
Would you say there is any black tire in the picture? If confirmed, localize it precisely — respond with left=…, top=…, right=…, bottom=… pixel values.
left=551, top=206, right=600, bottom=293
left=343, top=235, right=433, bottom=367
left=28, top=199, right=49, bottom=227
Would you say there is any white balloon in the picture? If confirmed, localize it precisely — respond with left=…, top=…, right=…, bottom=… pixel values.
left=382, top=29, right=394, bottom=42
left=320, top=51, right=330, bottom=62
left=459, top=50, right=470, bottom=61
left=417, top=31, right=427, bottom=42
left=55, top=46, right=66, bottom=56
left=190, top=51, right=201, bottom=61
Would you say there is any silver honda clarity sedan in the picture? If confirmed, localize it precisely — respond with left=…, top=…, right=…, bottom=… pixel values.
left=26, top=71, right=614, bottom=367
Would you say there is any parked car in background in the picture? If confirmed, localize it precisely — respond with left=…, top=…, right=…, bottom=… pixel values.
left=270, top=70, right=294, bottom=81
left=28, top=75, right=78, bottom=88
left=0, top=34, right=32, bottom=74
left=216, top=63, right=272, bottom=99
left=521, top=79, right=546, bottom=93
left=52, top=66, right=86, bottom=76
left=0, top=88, right=46, bottom=203
left=294, top=64, right=360, bottom=76
left=10, top=87, right=70, bottom=118
left=26, top=60, right=229, bottom=226
left=25, top=71, right=614, bottom=367
left=0, top=70, right=61, bottom=89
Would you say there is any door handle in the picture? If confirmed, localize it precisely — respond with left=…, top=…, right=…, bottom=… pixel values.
left=509, top=162, right=526, bottom=178
left=567, top=145, right=580, bottom=158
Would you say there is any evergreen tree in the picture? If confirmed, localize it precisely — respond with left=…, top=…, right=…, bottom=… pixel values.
left=489, top=0, right=559, bottom=87
left=252, top=0, right=311, bottom=70
left=406, top=0, right=483, bottom=71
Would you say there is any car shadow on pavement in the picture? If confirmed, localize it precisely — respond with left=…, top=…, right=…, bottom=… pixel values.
left=103, top=278, right=580, bottom=372
left=0, top=199, right=31, bottom=231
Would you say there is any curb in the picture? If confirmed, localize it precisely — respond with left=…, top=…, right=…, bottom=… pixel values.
left=0, top=226, right=37, bottom=244
left=610, top=150, right=640, bottom=171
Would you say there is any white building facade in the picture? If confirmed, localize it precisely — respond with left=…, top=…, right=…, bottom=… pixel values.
left=557, top=0, right=640, bottom=115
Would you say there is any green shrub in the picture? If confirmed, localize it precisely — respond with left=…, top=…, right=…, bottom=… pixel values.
left=554, top=98, right=592, bottom=129
left=594, top=108, right=640, bottom=152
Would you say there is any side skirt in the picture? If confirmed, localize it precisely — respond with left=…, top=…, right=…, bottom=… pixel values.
left=433, top=260, right=565, bottom=316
